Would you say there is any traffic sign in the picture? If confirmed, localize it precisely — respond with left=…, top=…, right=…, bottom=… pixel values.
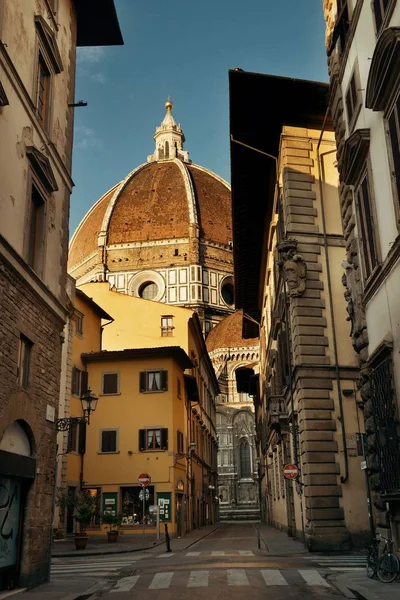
left=283, top=464, right=299, bottom=480
left=137, top=473, right=151, bottom=487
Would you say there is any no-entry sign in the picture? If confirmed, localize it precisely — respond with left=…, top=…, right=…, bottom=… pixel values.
left=283, top=464, right=299, bottom=480
left=137, top=472, right=151, bottom=487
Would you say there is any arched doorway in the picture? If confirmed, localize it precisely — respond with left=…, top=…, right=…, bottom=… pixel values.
left=0, top=420, right=36, bottom=591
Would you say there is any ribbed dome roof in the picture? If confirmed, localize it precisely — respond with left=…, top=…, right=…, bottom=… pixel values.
left=206, top=310, right=259, bottom=352
left=68, top=160, right=232, bottom=270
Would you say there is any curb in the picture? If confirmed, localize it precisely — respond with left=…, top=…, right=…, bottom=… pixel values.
left=52, top=539, right=164, bottom=558
left=52, top=526, right=221, bottom=558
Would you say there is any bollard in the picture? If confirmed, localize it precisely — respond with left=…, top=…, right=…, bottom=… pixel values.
left=164, top=523, right=172, bottom=552
left=257, top=523, right=261, bottom=550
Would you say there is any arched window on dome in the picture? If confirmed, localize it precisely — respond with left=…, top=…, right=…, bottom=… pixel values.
left=165, top=141, right=169, bottom=159
left=239, top=438, right=251, bottom=479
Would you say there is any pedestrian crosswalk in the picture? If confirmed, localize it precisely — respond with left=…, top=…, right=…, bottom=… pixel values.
left=109, top=569, right=332, bottom=592
left=303, top=555, right=366, bottom=571
left=50, top=555, right=138, bottom=578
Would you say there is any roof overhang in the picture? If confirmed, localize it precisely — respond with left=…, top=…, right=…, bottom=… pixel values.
left=74, top=0, right=123, bottom=47
left=81, top=346, right=193, bottom=370
left=229, top=70, right=331, bottom=337
left=75, top=288, right=113, bottom=321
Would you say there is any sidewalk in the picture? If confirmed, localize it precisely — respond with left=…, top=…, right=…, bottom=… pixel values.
left=256, top=522, right=308, bottom=555
left=332, top=571, right=400, bottom=600
left=257, top=523, right=400, bottom=600
left=4, top=524, right=221, bottom=600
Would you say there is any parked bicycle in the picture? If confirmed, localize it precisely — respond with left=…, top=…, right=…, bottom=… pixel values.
left=366, top=533, right=399, bottom=583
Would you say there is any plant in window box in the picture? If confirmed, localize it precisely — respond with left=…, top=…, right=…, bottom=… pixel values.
left=102, top=511, right=122, bottom=543
left=73, top=497, right=96, bottom=550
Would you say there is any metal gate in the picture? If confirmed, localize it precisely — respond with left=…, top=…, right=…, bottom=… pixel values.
left=370, top=357, right=400, bottom=493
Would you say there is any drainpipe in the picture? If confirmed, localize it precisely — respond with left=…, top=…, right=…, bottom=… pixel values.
left=316, top=114, right=349, bottom=484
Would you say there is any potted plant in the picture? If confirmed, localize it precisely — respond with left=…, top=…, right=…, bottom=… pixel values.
left=102, top=512, right=122, bottom=543
left=73, top=498, right=96, bottom=550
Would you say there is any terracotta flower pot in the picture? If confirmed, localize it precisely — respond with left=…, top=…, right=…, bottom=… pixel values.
left=107, top=530, right=119, bottom=543
left=74, top=535, right=88, bottom=550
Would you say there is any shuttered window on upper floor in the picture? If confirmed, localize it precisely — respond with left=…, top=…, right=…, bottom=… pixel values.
left=387, top=94, right=400, bottom=219
left=355, top=171, right=379, bottom=280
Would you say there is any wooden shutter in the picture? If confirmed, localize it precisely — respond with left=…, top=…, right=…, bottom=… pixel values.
left=388, top=97, right=400, bottom=210
left=161, top=370, right=168, bottom=391
left=78, top=422, right=87, bottom=454
left=139, top=429, right=146, bottom=451
left=66, top=427, right=72, bottom=453
left=161, top=428, right=168, bottom=450
left=372, top=0, right=383, bottom=33
left=81, top=371, right=88, bottom=395
left=139, top=372, right=146, bottom=393
left=278, top=330, right=290, bottom=386
left=103, top=373, right=118, bottom=394
left=101, top=430, right=116, bottom=452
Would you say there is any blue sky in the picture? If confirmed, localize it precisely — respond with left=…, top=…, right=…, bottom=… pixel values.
left=71, top=0, right=328, bottom=235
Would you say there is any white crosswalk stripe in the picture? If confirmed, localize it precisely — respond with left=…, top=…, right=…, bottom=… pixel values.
left=299, top=570, right=330, bottom=587
left=238, top=550, right=254, bottom=556
left=186, top=551, right=201, bottom=556
left=157, top=552, right=175, bottom=558
left=227, top=569, right=249, bottom=586
left=261, top=569, right=288, bottom=586
left=110, top=576, right=140, bottom=593
left=149, top=571, right=174, bottom=589
left=51, top=557, right=137, bottom=578
left=108, top=568, right=336, bottom=592
left=211, top=550, right=225, bottom=556
left=187, top=570, right=209, bottom=587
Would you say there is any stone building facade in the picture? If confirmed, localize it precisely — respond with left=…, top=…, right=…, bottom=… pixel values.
left=206, top=311, right=260, bottom=520
left=322, top=0, right=400, bottom=551
left=229, top=70, right=370, bottom=550
left=0, top=0, right=122, bottom=590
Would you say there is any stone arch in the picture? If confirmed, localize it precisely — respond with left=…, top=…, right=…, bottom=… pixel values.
left=0, top=419, right=36, bottom=458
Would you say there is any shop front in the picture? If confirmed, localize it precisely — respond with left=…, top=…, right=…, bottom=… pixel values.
left=0, top=421, right=36, bottom=591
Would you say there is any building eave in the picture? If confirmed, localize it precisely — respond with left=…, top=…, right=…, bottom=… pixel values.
left=75, top=288, right=113, bottom=321
left=81, top=346, right=193, bottom=370
left=74, top=0, right=123, bottom=47
left=229, top=69, right=331, bottom=336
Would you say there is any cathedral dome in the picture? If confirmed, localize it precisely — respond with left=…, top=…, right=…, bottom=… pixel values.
left=68, top=160, right=232, bottom=271
left=206, top=310, right=259, bottom=353
left=68, top=101, right=233, bottom=323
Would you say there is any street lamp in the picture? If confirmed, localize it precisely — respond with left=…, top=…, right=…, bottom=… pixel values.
left=56, top=388, right=99, bottom=431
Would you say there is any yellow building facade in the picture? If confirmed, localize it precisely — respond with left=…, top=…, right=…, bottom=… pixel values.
left=60, top=284, right=219, bottom=536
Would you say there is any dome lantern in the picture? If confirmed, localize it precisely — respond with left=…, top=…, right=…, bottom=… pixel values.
left=147, top=98, right=191, bottom=164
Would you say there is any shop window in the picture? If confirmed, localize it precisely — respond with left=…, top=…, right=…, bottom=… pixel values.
left=100, top=429, right=118, bottom=453
left=139, top=370, right=168, bottom=392
left=102, top=372, right=119, bottom=395
left=121, top=486, right=155, bottom=525
left=138, top=428, right=168, bottom=451
left=85, top=488, right=101, bottom=526
left=17, top=335, right=33, bottom=389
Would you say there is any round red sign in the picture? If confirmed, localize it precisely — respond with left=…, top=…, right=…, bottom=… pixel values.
left=283, top=464, right=299, bottom=480
left=137, top=473, right=151, bottom=487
